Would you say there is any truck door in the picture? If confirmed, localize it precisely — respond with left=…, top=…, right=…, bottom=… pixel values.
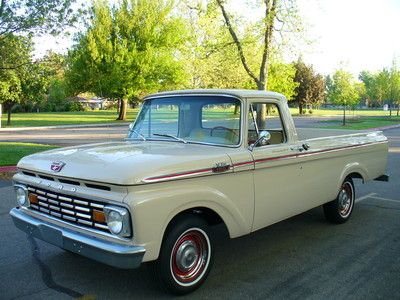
left=248, top=100, right=306, bottom=231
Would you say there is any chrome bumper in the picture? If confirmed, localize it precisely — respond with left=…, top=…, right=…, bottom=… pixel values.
left=10, top=208, right=145, bottom=269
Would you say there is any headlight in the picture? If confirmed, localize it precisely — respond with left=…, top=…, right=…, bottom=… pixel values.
left=104, top=206, right=131, bottom=237
left=14, top=185, right=28, bottom=207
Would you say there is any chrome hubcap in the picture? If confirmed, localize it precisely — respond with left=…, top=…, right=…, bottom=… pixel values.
left=170, top=229, right=210, bottom=286
left=176, top=240, right=199, bottom=271
left=338, top=182, right=353, bottom=217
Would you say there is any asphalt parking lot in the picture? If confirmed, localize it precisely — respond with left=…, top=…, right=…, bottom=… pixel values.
left=0, top=127, right=399, bottom=300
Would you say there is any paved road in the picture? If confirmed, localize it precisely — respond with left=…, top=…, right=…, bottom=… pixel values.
left=0, top=127, right=399, bottom=299
left=0, top=117, right=340, bottom=146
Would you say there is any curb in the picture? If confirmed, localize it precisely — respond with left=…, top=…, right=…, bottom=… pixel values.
left=0, top=166, right=17, bottom=173
left=0, top=122, right=130, bottom=132
left=370, top=124, right=400, bottom=131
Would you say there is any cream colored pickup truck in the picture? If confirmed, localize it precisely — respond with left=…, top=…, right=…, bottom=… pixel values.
left=11, top=89, right=388, bottom=294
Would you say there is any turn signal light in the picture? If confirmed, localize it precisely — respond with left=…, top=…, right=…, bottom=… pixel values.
left=28, top=193, right=38, bottom=204
left=92, top=210, right=106, bottom=223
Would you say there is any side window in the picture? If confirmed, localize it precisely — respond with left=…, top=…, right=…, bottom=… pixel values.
left=248, top=103, right=286, bottom=146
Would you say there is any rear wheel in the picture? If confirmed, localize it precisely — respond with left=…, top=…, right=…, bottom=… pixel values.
left=323, top=178, right=355, bottom=224
left=155, top=215, right=213, bottom=295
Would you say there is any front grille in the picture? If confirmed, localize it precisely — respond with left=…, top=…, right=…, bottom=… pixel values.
left=27, top=185, right=110, bottom=234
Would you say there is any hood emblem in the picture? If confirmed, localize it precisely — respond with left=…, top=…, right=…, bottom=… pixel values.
left=51, top=161, right=66, bottom=172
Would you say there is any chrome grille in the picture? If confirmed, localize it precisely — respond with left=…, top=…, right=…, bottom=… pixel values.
left=27, top=185, right=110, bottom=233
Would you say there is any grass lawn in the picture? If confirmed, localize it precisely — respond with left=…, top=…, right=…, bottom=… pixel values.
left=0, top=142, right=58, bottom=166
left=289, top=108, right=398, bottom=117
left=320, top=116, right=400, bottom=130
left=1, top=109, right=139, bottom=127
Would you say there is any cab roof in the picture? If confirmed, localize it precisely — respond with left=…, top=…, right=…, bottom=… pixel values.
left=144, top=89, right=287, bottom=102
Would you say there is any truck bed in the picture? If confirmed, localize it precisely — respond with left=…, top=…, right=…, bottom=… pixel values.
left=296, top=128, right=370, bottom=140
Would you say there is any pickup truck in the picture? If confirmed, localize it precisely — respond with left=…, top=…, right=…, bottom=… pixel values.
left=10, top=89, right=388, bottom=294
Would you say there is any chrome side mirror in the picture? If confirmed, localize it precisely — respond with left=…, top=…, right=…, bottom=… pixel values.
left=248, top=130, right=271, bottom=151
left=128, top=123, right=134, bottom=131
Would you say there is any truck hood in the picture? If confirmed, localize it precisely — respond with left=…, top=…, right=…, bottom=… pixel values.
left=17, top=141, right=234, bottom=185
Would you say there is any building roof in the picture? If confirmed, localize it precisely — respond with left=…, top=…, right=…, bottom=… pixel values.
left=144, top=89, right=287, bottom=101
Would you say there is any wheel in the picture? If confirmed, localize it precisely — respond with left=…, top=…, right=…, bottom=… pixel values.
left=323, top=178, right=355, bottom=224
left=210, top=126, right=238, bottom=137
left=155, top=214, right=213, bottom=295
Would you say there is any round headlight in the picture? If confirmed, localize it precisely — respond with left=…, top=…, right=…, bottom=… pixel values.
left=16, top=187, right=27, bottom=206
left=107, top=210, right=123, bottom=235
left=104, top=206, right=132, bottom=237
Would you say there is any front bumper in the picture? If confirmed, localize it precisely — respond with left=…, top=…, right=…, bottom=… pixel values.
left=10, top=208, right=145, bottom=269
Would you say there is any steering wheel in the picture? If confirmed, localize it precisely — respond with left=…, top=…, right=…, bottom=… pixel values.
left=210, top=126, right=238, bottom=137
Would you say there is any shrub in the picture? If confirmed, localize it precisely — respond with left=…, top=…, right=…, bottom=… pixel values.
left=69, top=101, right=83, bottom=112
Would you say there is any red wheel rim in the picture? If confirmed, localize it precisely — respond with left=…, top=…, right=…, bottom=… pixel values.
left=170, top=228, right=210, bottom=286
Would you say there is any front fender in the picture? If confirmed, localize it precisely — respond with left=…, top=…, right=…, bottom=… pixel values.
left=125, top=174, right=254, bottom=262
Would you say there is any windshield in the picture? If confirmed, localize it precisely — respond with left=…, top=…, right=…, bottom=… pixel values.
left=128, top=95, right=241, bottom=146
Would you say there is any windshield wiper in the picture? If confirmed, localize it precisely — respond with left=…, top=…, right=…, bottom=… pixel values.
left=128, top=129, right=146, bottom=141
left=153, top=133, right=187, bottom=144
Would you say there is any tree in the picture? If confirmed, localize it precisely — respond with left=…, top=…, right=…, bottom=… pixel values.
left=182, top=1, right=297, bottom=101
left=359, top=71, right=376, bottom=107
left=328, top=70, right=360, bottom=126
left=359, top=69, right=391, bottom=109
left=268, top=61, right=298, bottom=100
left=66, top=0, right=189, bottom=120
left=293, top=59, right=325, bottom=114
left=0, top=0, right=79, bottom=37
left=389, top=59, right=400, bottom=116
left=216, top=0, right=301, bottom=125
left=0, top=34, right=31, bottom=125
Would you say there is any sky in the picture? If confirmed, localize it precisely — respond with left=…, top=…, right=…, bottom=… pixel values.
left=33, top=0, right=400, bottom=77
left=297, top=0, right=400, bottom=76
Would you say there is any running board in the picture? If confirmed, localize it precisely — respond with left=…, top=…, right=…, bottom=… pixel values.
left=374, top=174, right=389, bottom=182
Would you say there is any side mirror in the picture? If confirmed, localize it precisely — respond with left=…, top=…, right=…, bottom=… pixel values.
left=128, top=123, right=134, bottom=131
left=248, top=130, right=271, bottom=151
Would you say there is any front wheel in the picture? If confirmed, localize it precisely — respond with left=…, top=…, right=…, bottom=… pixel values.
left=155, top=215, right=213, bottom=295
left=323, top=178, right=355, bottom=224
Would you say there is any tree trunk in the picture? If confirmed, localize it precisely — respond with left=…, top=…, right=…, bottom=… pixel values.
left=117, top=98, right=128, bottom=121
left=397, top=104, right=399, bottom=116
left=299, top=102, right=303, bottom=115
left=342, top=106, right=346, bottom=126
left=234, top=104, right=239, bottom=115
left=7, top=103, right=12, bottom=126
left=256, top=82, right=266, bottom=128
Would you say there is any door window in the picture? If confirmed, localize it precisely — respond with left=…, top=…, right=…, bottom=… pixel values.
left=248, top=103, right=286, bottom=146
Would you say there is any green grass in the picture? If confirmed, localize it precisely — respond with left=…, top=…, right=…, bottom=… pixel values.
left=0, top=142, right=58, bottom=166
left=1, top=109, right=139, bottom=127
left=320, top=116, right=400, bottom=130
left=288, top=108, right=397, bottom=117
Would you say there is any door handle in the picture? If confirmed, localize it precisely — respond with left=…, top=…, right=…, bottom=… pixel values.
left=291, top=144, right=311, bottom=152
left=290, top=146, right=304, bottom=152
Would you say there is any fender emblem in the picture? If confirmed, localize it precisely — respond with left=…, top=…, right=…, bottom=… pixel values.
left=51, top=161, right=66, bottom=172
